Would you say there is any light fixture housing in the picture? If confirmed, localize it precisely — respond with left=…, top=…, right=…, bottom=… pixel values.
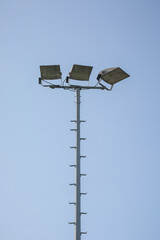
left=98, top=67, right=129, bottom=85
left=40, top=65, right=62, bottom=80
left=69, top=64, right=93, bottom=81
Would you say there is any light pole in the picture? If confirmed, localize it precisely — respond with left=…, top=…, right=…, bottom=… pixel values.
left=39, top=64, right=129, bottom=240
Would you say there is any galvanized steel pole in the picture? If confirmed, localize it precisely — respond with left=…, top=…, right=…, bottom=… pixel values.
left=39, top=64, right=129, bottom=240
left=75, top=87, right=81, bottom=240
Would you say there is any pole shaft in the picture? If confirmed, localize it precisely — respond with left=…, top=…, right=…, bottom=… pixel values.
left=75, top=88, right=81, bottom=240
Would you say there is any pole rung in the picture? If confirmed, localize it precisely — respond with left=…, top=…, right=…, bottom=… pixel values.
left=80, top=155, right=86, bottom=158
left=70, top=129, right=77, bottom=131
left=80, top=138, right=86, bottom=141
left=80, top=120, right=86, bottom=123
left=70, top=146, right=77, bottom=149
left=81, top=232, right=87, bottom=235
left=80, top=174, right=87, bottom=177
left=68, top=222, right=76, bottom=225
left=69, top=165, right=77, bottom=167
left=70, top=120, right=77, bottom=122
left=69, top=183, right=77, bottom=186
left=81, top=212, right=87, bottom=215
left=81, top=192, right=87, bottom=195
left=69, top=202, right=76, bottom=205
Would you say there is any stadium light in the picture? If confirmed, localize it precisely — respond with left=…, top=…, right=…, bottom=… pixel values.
left=38, top=64, right=130, bottom=240
left=40, top=65, right=62, bottom=80
left=69, top=64, right=93, bottom=81
left=97, top=67, right=129, bottom=85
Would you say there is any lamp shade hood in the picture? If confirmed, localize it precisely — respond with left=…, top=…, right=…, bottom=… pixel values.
left=69, top=64, right=93, bottom=81
left=99, top=67, right=130, bottom=85
left=40, top=65, right=62, bottom=80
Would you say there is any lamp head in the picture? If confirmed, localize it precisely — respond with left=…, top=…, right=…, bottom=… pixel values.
left=98, top=67, right=130, bottom=85
left=40, top=65, right=62, bottom=80
left=69, top=64, right=93, bottom=81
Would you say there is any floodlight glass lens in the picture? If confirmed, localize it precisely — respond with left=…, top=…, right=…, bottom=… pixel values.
left=40, top=65, right=61, bottom=80
left=99, top=67, right=129, bottom=85
left=69, top=64, right=93, bottom=81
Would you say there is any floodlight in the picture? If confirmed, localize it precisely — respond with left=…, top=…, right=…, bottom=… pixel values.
left=39, top=62, right=130, bottom=240
left=40, top=65, right=62, bottom=80
left=97, top=67, right=129, bottom=85
left=69, top=64, right=93, bottom=81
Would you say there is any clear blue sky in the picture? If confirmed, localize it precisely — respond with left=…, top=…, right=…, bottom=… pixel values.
left=0, top=0, right=160, bottom=239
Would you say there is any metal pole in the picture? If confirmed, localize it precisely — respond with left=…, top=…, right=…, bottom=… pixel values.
left=75, top=87, right=81, bottom=240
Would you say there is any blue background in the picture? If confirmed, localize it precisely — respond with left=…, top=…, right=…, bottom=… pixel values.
left=0, top=0, right=160, bottom=239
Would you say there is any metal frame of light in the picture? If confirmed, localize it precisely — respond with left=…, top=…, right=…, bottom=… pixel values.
left=97, top=67, right=130, bottom=85
left=40, top=65, right=62, bottom=80
left=39, top=64, right=129, bottom=240
left=69, top=64, right=93, bottom=81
